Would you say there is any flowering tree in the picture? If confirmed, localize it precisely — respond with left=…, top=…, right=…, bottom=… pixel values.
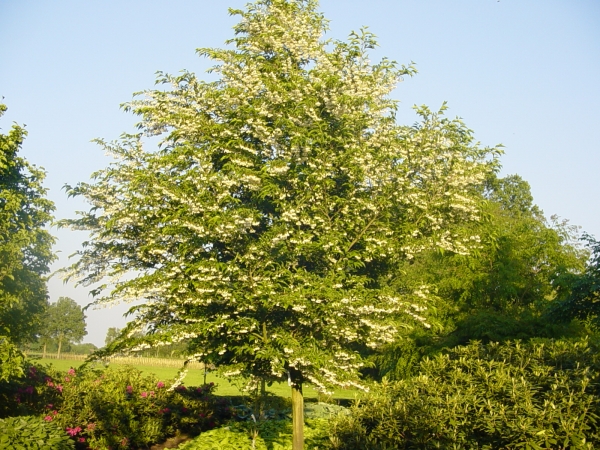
left=61, top=0, right=499, bottom=446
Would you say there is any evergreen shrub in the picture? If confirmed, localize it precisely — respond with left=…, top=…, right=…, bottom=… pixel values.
left=331, top=339, right=600, bottom=449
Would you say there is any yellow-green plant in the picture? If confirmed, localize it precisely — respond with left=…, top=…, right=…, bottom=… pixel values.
left=331, top=338, right=600, bottom=449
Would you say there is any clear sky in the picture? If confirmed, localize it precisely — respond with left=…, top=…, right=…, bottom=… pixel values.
left=1, top=0, right=599, bottom=347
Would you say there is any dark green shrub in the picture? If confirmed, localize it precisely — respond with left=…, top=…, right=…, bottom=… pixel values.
left=0, top=361, right=63, bottom=419
left=0, top=415, right=74, bottom=450
left=331, top=339, right=600, bottom=449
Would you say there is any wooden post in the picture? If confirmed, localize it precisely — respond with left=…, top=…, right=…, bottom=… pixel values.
left=291, top=381, right=304, bottom=450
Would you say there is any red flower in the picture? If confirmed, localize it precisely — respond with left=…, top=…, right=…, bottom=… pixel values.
left=66, top=426, right=82, bottom=436
left=43, top=416, right=53, bottom=422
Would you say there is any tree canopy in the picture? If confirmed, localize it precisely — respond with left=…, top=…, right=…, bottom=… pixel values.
left=41, top=297, right=87, bottom=358
left=61, top=0, right=500, bottom=446
left=0, top=104, right=55, bottom=380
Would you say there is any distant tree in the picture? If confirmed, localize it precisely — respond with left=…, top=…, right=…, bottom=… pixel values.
left=60, top=1, right=498, bottom=446
left=104, top=327, right=121, bottom=347
left=551, top=234, right=600, bottom=326
left=43, top=297, right=87, bottom=358
left=69, top=342, right=98, bottom=355
left=0, top=104, right=55, bottom=380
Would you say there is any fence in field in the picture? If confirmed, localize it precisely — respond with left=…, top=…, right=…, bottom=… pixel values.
left=26, top=352, right=206, bottom=369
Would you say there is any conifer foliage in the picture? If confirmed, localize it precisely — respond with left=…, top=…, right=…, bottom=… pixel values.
left=61, top=0, right=499, bottom=446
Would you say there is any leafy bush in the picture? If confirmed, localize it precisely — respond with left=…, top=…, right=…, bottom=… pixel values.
left=0, top=415, right=74, bottom=450
left=331, top=339, right=600, bottom=449
left=178, top=418, right=330, bottom=450
left=0, top=361, right=63, bottom=419
left=49, top=365, right=229, bottom=449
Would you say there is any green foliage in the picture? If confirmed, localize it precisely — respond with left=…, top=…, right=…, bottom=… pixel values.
left=0, top=337, right=25, bottom=381
left=331, top=339, right=600, bottom=449
left=50, top=365, right=228, bottom=449
left=60, top=0, right=498, bottom=399
left=372, top=173, right=588, bottom=380
left=0, top=415, right=74, bottom=450
left=178, top=418, right=330, bottom=450
left=41, top=297, right=87, bottom=357
left=0, top=361, right=63, bottom=419
left=0, top=104, right=55, bottom=379
left=104, top=327, right=120, bottom=347
left=551, top=234, right=600, bottom=326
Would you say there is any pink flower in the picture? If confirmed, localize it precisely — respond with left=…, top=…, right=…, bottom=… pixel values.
left=43, top=416, right=53, bottom=422
left=87, top=422, right=96, bottom=430
left=68, top=368, right=76, bottom=376
left=56, top=384, right=63, bottom=393
left=46, top=404, right=54, bottom=409
left=65, top=376, right=71, bottom=382
left=66, top=426, right=82, bottom=436
left=78, top=437, right=86, bottom=443
left=24, top=385, right=34, bottom=395
left=140, top=391, right=148, bottom=398
left=156, top=381, right=165, bottom=388
left=149, top=391, right=155, bottom=397
left=52, top=410, right=58, bottom=416
left=126, top=385, right=133, bottom=394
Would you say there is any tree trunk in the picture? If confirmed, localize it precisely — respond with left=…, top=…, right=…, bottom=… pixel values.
left=57, top=336, right=63, bottom=359
left=42, top=342, right=47, bottom=359
left=291, top=382, right=304, bottom=450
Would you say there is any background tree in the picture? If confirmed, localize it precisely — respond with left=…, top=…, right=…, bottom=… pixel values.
left=372, top=174, right=587, bottom=380
left=550, top=233, right=600, bottom=326
left=61, top=0, right=499, bottom=446
left=0, top=104, right=55, bottom=379
left=104, top=327, right=121, bottom=347
left=42, top=297, right=87, bottom=359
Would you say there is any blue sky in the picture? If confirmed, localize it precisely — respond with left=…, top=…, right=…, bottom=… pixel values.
left=1, top=0, right=599, bottom=347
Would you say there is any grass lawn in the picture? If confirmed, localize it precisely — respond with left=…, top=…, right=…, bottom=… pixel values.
left=32, top=358, right=359, bottom=401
